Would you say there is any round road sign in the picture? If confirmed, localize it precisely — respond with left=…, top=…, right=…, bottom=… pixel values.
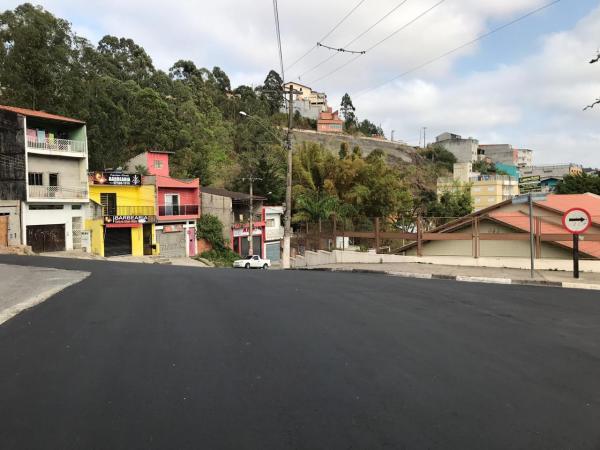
left=562, top=208, right=592, bottom=234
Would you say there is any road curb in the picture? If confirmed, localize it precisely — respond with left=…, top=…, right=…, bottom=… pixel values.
left=293, top=267, right=600, bottom=290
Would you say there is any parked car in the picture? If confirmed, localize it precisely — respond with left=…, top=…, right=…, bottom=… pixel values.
left=233, top=255, right=271, bottom=269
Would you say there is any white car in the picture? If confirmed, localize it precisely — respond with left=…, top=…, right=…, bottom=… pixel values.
left=233, top=255, right=271, bottom=269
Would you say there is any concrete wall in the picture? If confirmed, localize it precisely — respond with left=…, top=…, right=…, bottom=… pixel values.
left=27, top=154, right=87, bottom=189
left=291, top=249, right=600, bottom=273
left=0, top=200, right=21, bottom=246
left=22, top=203, right=85, bottom=250
left=201, top=192, right=233, bottom=242
left=0, top=110, right=26, bottom=201
left=437, top=137, right=479, bottom=163
left=291, top=129, right=414, bottom=163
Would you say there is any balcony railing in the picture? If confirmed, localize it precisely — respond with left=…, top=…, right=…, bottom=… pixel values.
left=233, top=214, right=264, bottom=225
left=102, top=206, right=155, bottom=216
left=158, top=204, right=199, bottom=216
left=28, top=185, right=88, bottom=200
left=27, top=137, right=87, bottom=155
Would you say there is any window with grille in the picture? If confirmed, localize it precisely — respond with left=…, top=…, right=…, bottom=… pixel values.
left=100, top=193, right=117, bottom=216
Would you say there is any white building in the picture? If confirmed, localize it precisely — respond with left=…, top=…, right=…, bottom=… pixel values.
left=435, top=132, right=481, bottom=163
left=0, top=105, right=88, bottom=252
left=280, top=82, right=328, bottom=120
left=263, top=205, right=284, bottom=264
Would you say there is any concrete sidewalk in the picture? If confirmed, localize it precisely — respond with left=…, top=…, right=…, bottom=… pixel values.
left=300, top=262, right=600, bottom=290
left=39, top=251, right=209, bottom=267
left=0, top=263, right=89, bottom=325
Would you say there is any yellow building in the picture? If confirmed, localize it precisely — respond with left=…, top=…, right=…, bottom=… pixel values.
left=86, top=172, right=158, bottom=257
left=437, top=163, right=519, bottom=211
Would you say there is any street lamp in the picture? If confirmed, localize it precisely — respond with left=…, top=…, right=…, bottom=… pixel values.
left=238, top=109, right=293, bottom=269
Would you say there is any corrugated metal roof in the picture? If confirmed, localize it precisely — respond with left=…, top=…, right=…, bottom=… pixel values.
left=0, top=105, right=85, bottom=124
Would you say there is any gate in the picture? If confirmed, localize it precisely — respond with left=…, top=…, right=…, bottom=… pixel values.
left=0, top=215, right=7, bottom=247
left=26, top=224, right=66, bottom=253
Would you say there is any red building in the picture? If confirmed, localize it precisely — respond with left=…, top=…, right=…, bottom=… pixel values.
left=126, top=151, right=200, bottom=257
left=317, top=107, right=344, bottom=133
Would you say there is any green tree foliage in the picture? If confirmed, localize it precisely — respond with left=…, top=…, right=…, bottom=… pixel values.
left=340, top=93, right=357, bottom=131
left=292, top=142, right=413, bottom=223
left=196, top=214, right=227, bottom=250
left=419, top=144, right=457, bottom=173
left=556, top=172, right=600, bottom=195
left=0, top=4, right=80, bottom=111
left=339, top=142, right=348, bottom=159
left=427, top=183, right=473, bottom=219
left=358, top=119, right=384, bottom=137
left=259, top=70, right=284, bottom=115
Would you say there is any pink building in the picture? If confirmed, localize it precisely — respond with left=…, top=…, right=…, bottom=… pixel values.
left=316, top=107, right=344, bottom=133
left=126, top=151, right=200, bottom=257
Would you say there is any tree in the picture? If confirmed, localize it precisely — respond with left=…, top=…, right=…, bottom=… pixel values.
left=340, top=93, right=357, bottom=131
left=96, top=35, right=155, bottom=83
left=212, top=66, right=231, bottom=93
left=293, top=191, right=340, bottom=232
left=0, top=3, right=81, bottom=111
left=339, top=142, right=348, bottom=159
left=419, top=144, right=457, bottom=173
left=427, top=183, right=473, bottom=219
left=196, top=214, right=225, bottom=248
left=556, top=172, right=600, bottom=195
left=259, top=70, right=284, bottom=115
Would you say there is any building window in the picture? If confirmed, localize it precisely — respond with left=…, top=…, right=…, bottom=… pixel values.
left=49, top=173, right=59, bottom=187
left=100, top=193, right=117, bottom=216
left=28, top=172, right=43, bottom=186
left=266, top=218, right=275, bottom=227
left=153, top=160, right=163, bottom=169
left=164, top=193, right=180, bottom=215
left=71, top=205, right=82, bottom=210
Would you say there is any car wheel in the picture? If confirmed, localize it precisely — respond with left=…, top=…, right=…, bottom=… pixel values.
left=262, top=264, right=268, bottom=270
left=245, top=263, right=250, bottom=269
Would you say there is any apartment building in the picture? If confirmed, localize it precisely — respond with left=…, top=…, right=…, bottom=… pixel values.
left=281, top=82, right=328, bottom=120
left=437, top=162, right=519, bottom=211
left=0, top=105, right=88, bottom=252
left=478, top=144, right=533, bottom=168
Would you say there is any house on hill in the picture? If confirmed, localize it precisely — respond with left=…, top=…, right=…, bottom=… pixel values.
left=317, top=107, right=343, bottom=133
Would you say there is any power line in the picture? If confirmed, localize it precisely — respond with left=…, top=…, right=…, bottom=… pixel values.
left=355, top=0, right=562, bottom=98
left=316, top=42, right=365, bottom=55
left=297, top=0, right=409, bottom=80
left=272, top=0, right=285, bottom=82
left=308, top=0, right=446, bottom=85
left=285, top=0, right=367, bottom=71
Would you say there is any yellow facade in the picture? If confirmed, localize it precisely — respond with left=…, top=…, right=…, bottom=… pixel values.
left=86, top=184, right=157, bottom=257
left=437, top=177, right=519, bottom=211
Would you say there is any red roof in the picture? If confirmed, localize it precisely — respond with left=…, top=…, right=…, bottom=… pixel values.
left=150, top=175, right=199, bottom=189
left=0, top=104, right=85, bottom=124
left=489, top=210, right=600, bottom=258
left=535, top=193, right=600, bottom=223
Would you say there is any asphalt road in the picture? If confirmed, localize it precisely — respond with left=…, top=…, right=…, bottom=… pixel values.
left=0, top=255, right=599, bottom=450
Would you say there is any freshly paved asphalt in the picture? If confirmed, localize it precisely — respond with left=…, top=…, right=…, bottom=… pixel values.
left=0, top=255, right=599, bottom=450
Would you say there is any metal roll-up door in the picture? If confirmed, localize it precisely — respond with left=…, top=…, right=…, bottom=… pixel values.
left=157, top=229, right=186, bottom=257
left=104, top=228, right=132, bottom=257
left=266, top=242, right=281, bottom=262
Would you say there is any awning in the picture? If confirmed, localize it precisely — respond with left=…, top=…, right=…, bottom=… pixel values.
left=105, top=223, right=142, bottom=228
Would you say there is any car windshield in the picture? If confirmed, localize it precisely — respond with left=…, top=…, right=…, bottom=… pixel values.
left=243, top=255, right=253, bottom=259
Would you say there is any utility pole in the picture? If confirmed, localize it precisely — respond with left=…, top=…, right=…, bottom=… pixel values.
left=391, top=130, right=395, bottom=142
left=282, top=84, right=294, bottom=269
left=242, top=176, right=262, bottom=256
left=422, top=127, right=427, bottom=148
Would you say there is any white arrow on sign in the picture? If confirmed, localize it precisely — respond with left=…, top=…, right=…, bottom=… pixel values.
left=562, top=208, right=592, bottom=234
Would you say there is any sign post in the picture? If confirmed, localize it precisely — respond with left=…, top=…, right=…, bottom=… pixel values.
left=512, top=192, right=547, bottom=278
left=562, top=207, right=592, bottom=279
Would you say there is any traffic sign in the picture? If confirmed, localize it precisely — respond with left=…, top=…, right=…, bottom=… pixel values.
left=562, top=208, right=591, bottom=234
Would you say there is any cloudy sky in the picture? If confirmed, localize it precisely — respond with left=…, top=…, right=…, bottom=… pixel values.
left=3, top=0, right=600, bottom=166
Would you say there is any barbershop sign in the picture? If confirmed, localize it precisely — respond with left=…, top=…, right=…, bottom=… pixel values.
left=92, top=172, right=142, bottom=186
left=104, top=215, right=149, bottom=224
